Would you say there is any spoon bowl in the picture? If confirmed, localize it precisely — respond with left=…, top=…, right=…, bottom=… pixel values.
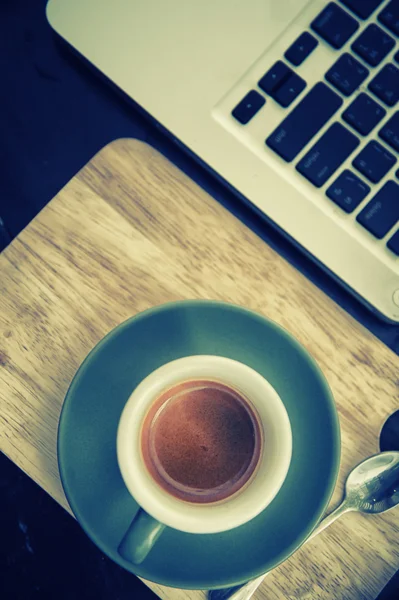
left=345, top=451, right=399, bottom=514
left=210, top=451, right=399, bottom=600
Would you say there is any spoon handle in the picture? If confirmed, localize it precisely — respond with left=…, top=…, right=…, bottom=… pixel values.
left=208, top=502, right=351, bottom=600
left=308, top=501, right=350, bottom=540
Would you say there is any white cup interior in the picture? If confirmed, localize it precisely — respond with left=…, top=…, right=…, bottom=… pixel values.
left=117, top=356, right=292, bottom=534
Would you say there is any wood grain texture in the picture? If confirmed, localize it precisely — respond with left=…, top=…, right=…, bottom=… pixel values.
left=0, top=139, right=399, bottom=600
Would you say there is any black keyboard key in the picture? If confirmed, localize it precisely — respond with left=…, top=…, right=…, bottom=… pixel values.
left=325, top=53, right=369, bottom=96
left=296, top=123, right=359, bottom=187
left=378, top=1, right=399, bottom=37
left=326, top=169, right=370, bottom=212
left=357, top=180, right=399, bottom=237
left=387, top=229, right=399, bottom=254
left=311, top=2, right=359, bottom=49
left=266, top=82, right=343, bottom=162
left=353, top=141, right=397, bottom=183
left=342, top=93, right=386, bottom=135
left=340, top=0, right=385, bottom=19
left=379, top=112, right=399, bottom=151
left=352, top=24, right=395, bottom=67
left=258, top=61, right=292, bottom=95
left=285, top=32, right=318, bottom=66
left=274, top=73, right=307, bottom=107
left=232, top=90, right=265, bottom=124
left=368, top=64, right=399, bottom=106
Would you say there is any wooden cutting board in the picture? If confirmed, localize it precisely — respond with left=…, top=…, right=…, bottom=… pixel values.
left=1, top=139, right=399, bottom=600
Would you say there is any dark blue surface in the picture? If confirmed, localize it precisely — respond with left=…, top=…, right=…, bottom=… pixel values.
left=296, top=122, right=359, bottom=187
left=311, top=2, right=359, bottom=49
left=266, top=83, right=342, bottom=162
left=342, top=93, right=386, bottom=136
left=0, top=452, right=156, bottom=600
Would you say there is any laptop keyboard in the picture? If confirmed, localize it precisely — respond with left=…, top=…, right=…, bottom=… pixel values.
left=311, top=3, right=359, bottom=49
left=231, top=0, right=399, bottom=257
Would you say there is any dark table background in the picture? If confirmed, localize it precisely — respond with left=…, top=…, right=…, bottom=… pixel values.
left=1, top=1, right=398, bottom=599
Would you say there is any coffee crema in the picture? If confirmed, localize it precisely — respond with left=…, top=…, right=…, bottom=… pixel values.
left=141, top=379, right=262, bottom=503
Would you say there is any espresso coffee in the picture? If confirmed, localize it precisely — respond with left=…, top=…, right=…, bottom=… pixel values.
left=141, top=379, right=262, bottom=503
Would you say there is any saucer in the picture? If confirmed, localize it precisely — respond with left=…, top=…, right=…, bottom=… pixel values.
left=58, top=300, right=340, bottom=589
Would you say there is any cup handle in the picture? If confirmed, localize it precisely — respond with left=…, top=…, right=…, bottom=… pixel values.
left=118, top=509, right=166, bottom=564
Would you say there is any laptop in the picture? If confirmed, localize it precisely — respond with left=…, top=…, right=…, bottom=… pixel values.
left=46, top=0, right=399, bottom=322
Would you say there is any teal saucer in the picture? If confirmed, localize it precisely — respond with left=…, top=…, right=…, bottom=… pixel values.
left=58, top=300, right=340, bottom=590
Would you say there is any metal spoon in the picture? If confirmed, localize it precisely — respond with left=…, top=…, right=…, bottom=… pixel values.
left=209, top=451, right=399, bottom=600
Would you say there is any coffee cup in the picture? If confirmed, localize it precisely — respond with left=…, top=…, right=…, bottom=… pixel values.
left=117, top=355, right=292, bottom=564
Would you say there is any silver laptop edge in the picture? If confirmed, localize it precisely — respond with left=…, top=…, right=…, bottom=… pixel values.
left=47, top=0, right=399, bottom=322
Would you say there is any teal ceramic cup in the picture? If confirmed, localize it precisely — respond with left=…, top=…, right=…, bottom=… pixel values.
left=116, top=355, right=292, bottom=564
